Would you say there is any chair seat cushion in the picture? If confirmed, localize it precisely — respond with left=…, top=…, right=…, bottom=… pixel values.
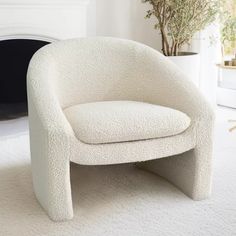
left=64, top=101, right=191, bottom=144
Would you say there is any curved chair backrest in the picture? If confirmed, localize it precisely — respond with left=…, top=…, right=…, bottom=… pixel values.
left=28, top=37, right=168, bottom=109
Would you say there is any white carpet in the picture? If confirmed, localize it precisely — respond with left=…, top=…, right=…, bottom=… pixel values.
left=0, top=107, right=236, bottom=236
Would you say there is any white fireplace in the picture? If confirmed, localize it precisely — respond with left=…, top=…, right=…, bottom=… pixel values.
left=0, top=0, right=94, bottom=42
left=0, top=0, right=94, bottom=119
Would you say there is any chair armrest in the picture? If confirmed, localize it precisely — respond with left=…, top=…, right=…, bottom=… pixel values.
left=27, top=48, right=74, bottom=137
left=140, top=48, right=215, bottom=123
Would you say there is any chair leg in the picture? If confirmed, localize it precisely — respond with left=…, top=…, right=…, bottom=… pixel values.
left=137, top=145, right=213, bottom=200
left=32, top=148, right=73, bottom=221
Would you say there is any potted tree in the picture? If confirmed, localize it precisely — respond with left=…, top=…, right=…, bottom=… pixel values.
left=216, top=3, right=236, bottom=108
left=143, top=0, right=220, bottom=86
left=220, top=11, right=236, bottom=65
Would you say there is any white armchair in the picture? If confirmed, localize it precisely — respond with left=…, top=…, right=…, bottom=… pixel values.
left=27, top=37, right=215, bottom=221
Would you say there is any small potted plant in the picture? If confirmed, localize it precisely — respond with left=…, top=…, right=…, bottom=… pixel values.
left=143, top=0, right=220, bottom=86
left=220, top=11, right=236, bottom=66
left=217, top=4, right=236, bottom=101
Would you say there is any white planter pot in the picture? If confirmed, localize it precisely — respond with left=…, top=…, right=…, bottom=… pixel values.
left=168, top=52, right=200, bottom=87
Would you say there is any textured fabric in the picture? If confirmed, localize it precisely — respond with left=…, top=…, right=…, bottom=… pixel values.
left=64, top=101, right=191, bottom=144
left=27, top=37, right=215, bottom=221
left=0, top=113, right=235, bottom=236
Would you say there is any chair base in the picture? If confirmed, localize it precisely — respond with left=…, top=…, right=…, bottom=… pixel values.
left=33, top=147, right=212, bottom=221
left=136, top=148, right=212, bottom=200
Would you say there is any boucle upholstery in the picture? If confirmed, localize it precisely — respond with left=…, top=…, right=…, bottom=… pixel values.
left=64, top=101, right=191, bottom=144
left=27, top=37, right=215, bottom=221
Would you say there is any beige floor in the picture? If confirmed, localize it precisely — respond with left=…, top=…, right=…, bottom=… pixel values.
left=0, top=106, right=235, bottom=236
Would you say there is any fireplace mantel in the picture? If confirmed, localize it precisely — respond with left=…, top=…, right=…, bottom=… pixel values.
left=0, top=0, right=95, bottom=119
left=0, top=0, right=90, bottom=6
left=0, top=0, right=93, bottom=42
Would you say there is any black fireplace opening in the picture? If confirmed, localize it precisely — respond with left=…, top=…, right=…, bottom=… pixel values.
left=0, top=39, right=50, bottom=120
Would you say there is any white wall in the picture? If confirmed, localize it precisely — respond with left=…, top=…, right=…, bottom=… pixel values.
left=95, top=0, right=161, bottom=51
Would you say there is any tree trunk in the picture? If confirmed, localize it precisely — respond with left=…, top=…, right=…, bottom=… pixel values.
left=161, top=28, right=170, bottom=56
